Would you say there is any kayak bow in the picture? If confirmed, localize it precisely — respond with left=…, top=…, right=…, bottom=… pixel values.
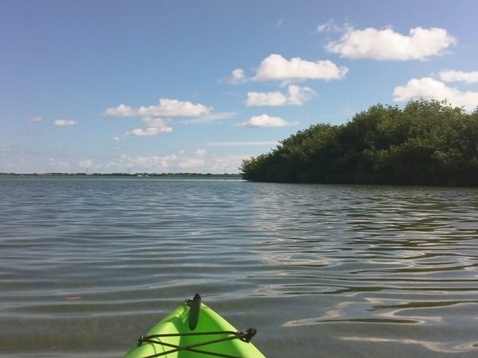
left=124, top=294, right=266, bottom=358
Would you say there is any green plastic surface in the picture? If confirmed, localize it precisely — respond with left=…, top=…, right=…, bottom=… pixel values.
left=124, top=301, right=266, bottom=358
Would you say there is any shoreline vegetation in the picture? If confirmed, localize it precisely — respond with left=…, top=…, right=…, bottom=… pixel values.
left=0, top=172, right=242, bottom=179
left=240, top=99, right=478, bottom=186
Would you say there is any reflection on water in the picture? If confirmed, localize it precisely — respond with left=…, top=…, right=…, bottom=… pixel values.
left=0, top=177, right=478, bottom=357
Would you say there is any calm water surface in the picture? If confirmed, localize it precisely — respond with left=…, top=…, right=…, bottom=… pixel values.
left=1, top=176, right=478, bottom=357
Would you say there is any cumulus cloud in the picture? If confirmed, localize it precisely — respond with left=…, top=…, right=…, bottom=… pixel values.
left=325, top=26, right=456, bottom=60
left=54, top=119, right=78, bottom=126
left=126, top=118, right=173, bottom=136
left=237, top=114, right=295, bottom=127
left=254, top=54, right=348, bottom=82
left=246, top=85, right=315, bottom=106
left=104, top=104, right=135, bottom=117
left=393, top=77, right=478, bottom=111
left=439, top=70, right=478, bottom=83
left=228, top=68, right=247, bottom=85
left=104, top=98, right=212, bottom=118
left=287, top=85, right=316, bottom=105
left=104, top=98, right=214, bottom=137
left=229, top=54, right=347, bottom=85
left=246, top=91, right=287, bottom=106
left=139, top=99, right=211, bottom=117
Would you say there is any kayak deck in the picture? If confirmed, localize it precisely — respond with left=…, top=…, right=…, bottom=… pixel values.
left=124, top=294, right=265, bottom=358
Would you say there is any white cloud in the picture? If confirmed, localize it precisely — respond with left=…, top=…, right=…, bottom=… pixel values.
left=287, top=85, right=316, bottom=105
left=54, top=119, right=78, bottom=126
left=439, top=70, right=478, bottom=83
left=44, top=150, right=247, bottom=175
left=246, top=91, right=287, bottom=106
left=246, top=85, right=315, bottom=106
left=104, top=98, right=212, bottom=118
left=119, top=154, right=177, bottom=170
left=254, top=54, right=348, bottom=82
left=181, top=111, right=236, bottom=124
left=237, top=114, right=294, bottom=127
left=195, top=149, right=208, bottom=157
left=179, top=157, right=205, bottom=169
left=48, top=158, right=70, bottom=168
left=142, top=117, right=171, bottom=128
left=79, top=159, right=93, bottom=168
left=118, top=150, right=208, bottom=171
left=104, top=98, right=214, bottom=137
left=138, top=98, right=212, bottom=117
left=228, top=68, right=247, bottom=85
left=126, top=117, right=173, bottom=136
left=0, top=143, right=13, bottom=152
left=127, top=127, right=166, bottom=136
left=103, top=104, right=135, bottom=117
left=175, top=151, right=246, bottom=173
left=172, top=149, right=208, bottom=170
left=138, top=117, right=173, bottom=135
left=326, top=26, right=456, bottom=60
left=28, top=116, right=43, bottom=123
left=317, top=19, right=349, bottom=33
left=393, top=77, right=478, bottom=111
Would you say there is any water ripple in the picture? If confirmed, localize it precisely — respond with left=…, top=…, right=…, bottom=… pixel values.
left=1, top=178, right=478, bottom=357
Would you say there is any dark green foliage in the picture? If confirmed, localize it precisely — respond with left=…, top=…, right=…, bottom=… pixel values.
left=240, top=99, right=478, bottom=186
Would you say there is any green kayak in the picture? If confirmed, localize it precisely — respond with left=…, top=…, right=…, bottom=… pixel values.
left=124, top=294, right=266, bottom=358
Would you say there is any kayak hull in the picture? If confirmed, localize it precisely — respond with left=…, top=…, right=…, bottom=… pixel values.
left=124, top=298, right=265, bottom=358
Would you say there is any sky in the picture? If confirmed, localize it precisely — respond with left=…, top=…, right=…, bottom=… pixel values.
left=1, top=0, right=478, bottom=174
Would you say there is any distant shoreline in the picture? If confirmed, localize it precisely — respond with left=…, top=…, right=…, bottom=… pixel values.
left=0, top=172, right=242, bottom=179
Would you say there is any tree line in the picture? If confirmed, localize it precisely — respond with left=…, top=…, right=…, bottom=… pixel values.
left=240, top=99, right=478, bottom=186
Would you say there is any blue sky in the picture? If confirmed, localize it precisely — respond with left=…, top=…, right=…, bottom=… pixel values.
left=1, top=0, right=478, bottom=174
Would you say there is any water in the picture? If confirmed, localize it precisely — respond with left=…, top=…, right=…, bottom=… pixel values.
left=1, top=176, right=477, bottom=357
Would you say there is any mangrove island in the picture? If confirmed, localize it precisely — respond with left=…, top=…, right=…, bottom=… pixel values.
left=240, top=99, right=478, bottom=186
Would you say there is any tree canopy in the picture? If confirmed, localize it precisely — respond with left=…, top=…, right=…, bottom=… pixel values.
left=240, top=100, right=478, bottom=186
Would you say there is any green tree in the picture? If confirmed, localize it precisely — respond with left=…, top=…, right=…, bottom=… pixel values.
left=240, top=100, right=478, bottom=186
